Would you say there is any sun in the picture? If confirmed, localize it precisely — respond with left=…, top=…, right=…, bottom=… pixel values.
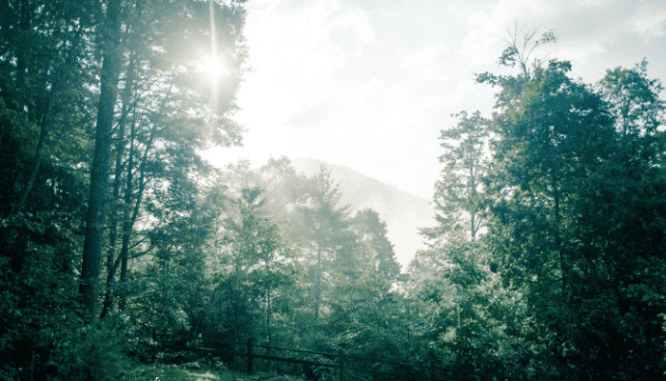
left=195, top=55, right=226, bottom=112
left=196, top=56, right=226, bottom=79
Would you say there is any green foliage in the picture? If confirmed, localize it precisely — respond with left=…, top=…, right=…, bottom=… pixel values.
left=294, top=166, right=354, bottom=323
left=422, top=110, right=489, bottom=246
left=481, top=50, right=666, bottom=379
left=6, top=5, right=665, bottom=379
left=600, top=59, right=665, bottom=138
left=1, top=0, right=250, bottom=377
left=351, top=209, right=401, bottom=281
left=424, top=27, right=666, bottom=379
left=0, top=212, right=82, bottom=380
left=50, top=316, right=130, bottom=381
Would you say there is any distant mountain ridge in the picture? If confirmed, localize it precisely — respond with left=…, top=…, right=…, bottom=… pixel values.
left=292, top=158, right=435, bottom=270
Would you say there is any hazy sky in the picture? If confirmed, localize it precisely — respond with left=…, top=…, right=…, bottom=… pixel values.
left=205, top=0, right=666, bottom=200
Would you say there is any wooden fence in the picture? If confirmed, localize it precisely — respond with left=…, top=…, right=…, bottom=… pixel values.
left=154, top=335, right=496, bottom=381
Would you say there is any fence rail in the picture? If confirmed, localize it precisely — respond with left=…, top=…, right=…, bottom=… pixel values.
left=155, top=335, right=498, bottom=381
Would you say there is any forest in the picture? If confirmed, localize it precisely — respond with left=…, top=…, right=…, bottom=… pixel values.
left=1, top=1, right=666, bottom=380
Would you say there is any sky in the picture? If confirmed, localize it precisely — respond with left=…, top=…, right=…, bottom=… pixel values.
left=204, top=0, right=666, bottom=200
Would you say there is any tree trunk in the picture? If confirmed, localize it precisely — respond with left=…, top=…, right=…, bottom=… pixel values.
left=314, top=245, right=321, bottom=319
left=266, top=280, right=272, bottom=346
left=117, top=81, right=172, bottom=310
left=552, top=173, right=567, bottom=295
left=118, top=157, right=148, bottom=310
left=13, top=96, right=51, bottom=215
left=100, top=50, right=139, bottom=318
left=79, top=0, right=122, bottom=315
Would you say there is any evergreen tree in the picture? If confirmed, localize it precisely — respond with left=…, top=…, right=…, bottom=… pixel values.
left=213, top=187, right=285, bottom=349
left=351, top=208, right=401, bottom=281
left=422, top=111, right=490, bottom=246
left=295, top=166, right=352, bottom=323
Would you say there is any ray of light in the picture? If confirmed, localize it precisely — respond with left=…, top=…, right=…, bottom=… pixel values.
left=209, top=0, right=218, bottom=113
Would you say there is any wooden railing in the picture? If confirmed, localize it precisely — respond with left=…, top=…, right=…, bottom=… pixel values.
left=154, top=335, right=494, bottom=381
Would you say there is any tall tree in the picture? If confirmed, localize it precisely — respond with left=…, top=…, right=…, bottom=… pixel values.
left=0, top=0, right=96, bottom=218
left=214, top=187, right=282, bottom=347
left=79, top=0, right=123, bottom=315
left=563, top=62, right=666, bottom=380
left=0, top=0, right=250, bottom=377
left=422, top=111, right=490, bottom=246
left=297, top=167, right=352, bottom=321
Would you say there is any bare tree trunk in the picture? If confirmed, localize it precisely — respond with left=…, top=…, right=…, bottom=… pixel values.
left=266, top=281, right=272, bottom=344
left=117, top=81, right=173, bottom=310
left=117, top=156, right=147, bottom=310
left=13, top=97, right=51, bottom=215
left=314, top=245, right=321, bottom=319
left=79, top=0, right=122, bottom=316
left=100, top=50, right=140, bottom=318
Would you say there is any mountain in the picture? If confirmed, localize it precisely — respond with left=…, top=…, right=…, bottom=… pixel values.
left=291, top=158, right=435, bottom=270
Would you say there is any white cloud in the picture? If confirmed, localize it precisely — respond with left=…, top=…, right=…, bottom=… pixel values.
left=398, top=44, right=453, bottom=84
left=244, top=1, right=369, bottom=81
left=556, top=40, right=606, bottom=65
left=631, top=5, right=666, bottom=38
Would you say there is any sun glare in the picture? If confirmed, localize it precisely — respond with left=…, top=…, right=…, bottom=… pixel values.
left=196, top=56, right=226, bottom=79
left=196, top=55, right=226, bottom=112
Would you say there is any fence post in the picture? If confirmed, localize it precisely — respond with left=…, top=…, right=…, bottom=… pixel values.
left=430, top=357, right=435, bottom=381
left=247, top=338, right=253, bottom=374
left=151, top=328, right=157, bottom=363
left=338, top=349, right=345, bottom=381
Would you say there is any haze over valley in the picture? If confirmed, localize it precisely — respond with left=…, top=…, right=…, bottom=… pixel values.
left=292, top=158, right=435, bottom=270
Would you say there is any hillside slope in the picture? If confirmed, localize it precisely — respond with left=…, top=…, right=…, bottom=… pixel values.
left=292, top=158, right=435, bottom=270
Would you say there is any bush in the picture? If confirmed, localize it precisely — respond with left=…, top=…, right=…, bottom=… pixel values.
left=49, top=315, right=130, bottom=381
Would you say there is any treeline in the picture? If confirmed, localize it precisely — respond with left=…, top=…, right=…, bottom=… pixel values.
left=1, top=1, right=666, bottom=380
left=411, top=31, right=666, bottom=380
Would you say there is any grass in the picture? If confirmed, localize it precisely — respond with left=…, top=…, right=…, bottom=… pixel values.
left=123, top=363, right=241, bottom=381
left=122, top=363, right=305, bottom=381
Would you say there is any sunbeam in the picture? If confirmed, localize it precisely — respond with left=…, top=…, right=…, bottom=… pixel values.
left=208, top=0, right=218, bottom=112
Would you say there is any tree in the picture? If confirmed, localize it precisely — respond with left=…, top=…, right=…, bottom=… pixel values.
left=422, top=111, right=490, bottom=246
left=134, top=173, right=214, bottom=337
left=214, top=187, right=284, bottom=348
left=600, top=59, right=665, bottom=139
left=568, top=149, right=666, bottom=380
left=79, top=0, right=123, bottom=315
left=497, top=22, right=557, bottom=77
left=327, top=236, right=396, bottom=355
left=478, top=34, right=666, bottom=378
left=295, top=166, right=352, bottom=323
left=413, top=96, right=506, bottom=377
left=3, top=0, right=95, bottom=217
left=0, top=1, right=108, bottom=378
left=351, top=208, right=401, bottom=280
left=561, top=62, right=666, bottom=380
left=481, top=60, right=617, bottom=378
